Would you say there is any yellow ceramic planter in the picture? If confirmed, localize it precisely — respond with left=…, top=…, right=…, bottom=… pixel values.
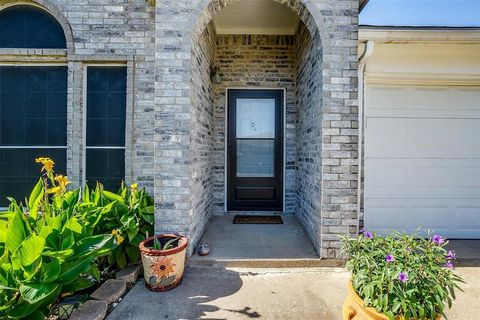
left=139, top=234, right=188, bottom=292
left=343, top=282, right=441, bottom=320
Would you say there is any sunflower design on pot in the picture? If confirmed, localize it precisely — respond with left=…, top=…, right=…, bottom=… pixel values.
left=151, top=256, right=176, bottom=279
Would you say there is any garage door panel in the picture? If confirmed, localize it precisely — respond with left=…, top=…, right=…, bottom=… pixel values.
left=365, top=84, right=480, bottom=239
left=366, top=159, right=480, bottom=199
left=366, top=118, right=480, bottom=158
left=366, top=86, right=480, bottom=118
left=365, top=198, right=480, bottom=238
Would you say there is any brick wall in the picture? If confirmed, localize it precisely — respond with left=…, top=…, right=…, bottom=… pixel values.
left=295, top=23, right=323, bottom=252
left=213, top=34, right=297, bottom=215
left=189, top=23, right=216, bottom=249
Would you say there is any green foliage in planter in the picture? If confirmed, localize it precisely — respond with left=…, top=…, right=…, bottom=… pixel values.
left=79, top=182, right=154, bottom=269
left=341, top=231, right=464, bottom=320
left=0, top=158, right=116, bottom=319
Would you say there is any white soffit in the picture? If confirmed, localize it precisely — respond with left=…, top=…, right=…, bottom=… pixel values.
left=213, top=0, right=301, bottom=35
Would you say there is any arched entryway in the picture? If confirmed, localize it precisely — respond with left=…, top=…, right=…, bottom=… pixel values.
left=153, top=0, right=359, bottom=259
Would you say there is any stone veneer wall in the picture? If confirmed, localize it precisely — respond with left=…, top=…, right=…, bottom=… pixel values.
left=294, top=23, right=323, bottom=252
left=188, top=23, right=216, bottom=249
left=212, top=34, right=297, bottom=215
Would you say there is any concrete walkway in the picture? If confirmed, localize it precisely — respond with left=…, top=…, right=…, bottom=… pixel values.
left=107, top=266, right=479, bottom=320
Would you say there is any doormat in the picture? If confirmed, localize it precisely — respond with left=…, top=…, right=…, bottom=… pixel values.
left=233, top=215, right=283, bottom=224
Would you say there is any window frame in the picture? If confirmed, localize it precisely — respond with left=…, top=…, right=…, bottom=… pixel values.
left=0, top=62, right=69, bottom=208
left=82, top=63, right=129, bottom=189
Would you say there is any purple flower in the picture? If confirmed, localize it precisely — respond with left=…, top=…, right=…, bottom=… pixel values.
left=445, top=261, right=454, bottom=269
left=431, top=234, right=445, bottom=245
left=446, top=250, right=456, bottom=261
left=398, top=272, right=409, bottom=283
left=385, top=254, right=395, bottom=263
left=359, top=228, right=365, bottom=234
left=363, top=231, right=373, bottom=239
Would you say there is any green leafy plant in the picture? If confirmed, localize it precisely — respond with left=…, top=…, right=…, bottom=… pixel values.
left=152, top=236, right=179, bottom=251
left=341, top=230, right=464, bottom=320
left=0, top=158, right=116, bottom=319
left=79, top=182, right=154, bottom=269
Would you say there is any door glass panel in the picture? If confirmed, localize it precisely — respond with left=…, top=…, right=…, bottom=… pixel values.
left=236, top=99, right=275, bottom=139
left=237, top=140, right=274, bottom=177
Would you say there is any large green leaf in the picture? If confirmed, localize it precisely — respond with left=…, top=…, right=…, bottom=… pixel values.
left=45, top=215, right=62, bottom=231
left=10, top=286, right=60, bottom=319
left=38, top=226, right=53, bottom=240
left=28, top=178, right=44, bottom=220
left=13, top=234, right=45, bottom=267
left=27, top=179, right=43, bottom=220
left=64, top=217, right=83, bottom=234
left=141, top=212, right=154, bottom=224
left=20, top=283, right=60, bottom=305
left=73, top=234, right=115, bottom=258
left=42, top=249, right=74, bottom=261
left=0, top=220, right=7, bottom=243
left=103, top=190, right=124, bottom=204
left=57, top=258, right=92, bottom=283
left=42, top=259, right=61, bottom=283
left=20, top=311, right=45, bottom=320
left=61, top=277, right=95, bottom=294
left=125, top=245, right=140, bottom=263
left=61, top=233, right=75, bottom=249
left=142, top=205, right=155, bottom=214
left=5, top=212, right=27, bottom=254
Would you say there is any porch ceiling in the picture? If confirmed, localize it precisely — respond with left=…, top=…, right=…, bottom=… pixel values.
left=212, top=0, right=300, bottom=35
left=212, top=0, right=367, bottom=35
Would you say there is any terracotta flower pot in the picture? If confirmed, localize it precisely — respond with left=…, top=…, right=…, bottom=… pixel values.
left=343, top=282, right=441, bottom=320
left=139, top=234, right=188, bottom=292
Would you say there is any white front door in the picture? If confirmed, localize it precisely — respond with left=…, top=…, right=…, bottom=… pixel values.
left=364, top=84, right=480, bottom=238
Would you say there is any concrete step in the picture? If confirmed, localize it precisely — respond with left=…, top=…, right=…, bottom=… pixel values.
left=187, top=257, right=344, bottom=268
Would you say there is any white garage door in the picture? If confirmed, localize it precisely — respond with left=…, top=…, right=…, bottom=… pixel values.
left=364, top=85, right=480, bottom=238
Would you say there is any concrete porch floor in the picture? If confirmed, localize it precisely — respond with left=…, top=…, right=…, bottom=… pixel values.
left=188, top=215, right=338, bottom=268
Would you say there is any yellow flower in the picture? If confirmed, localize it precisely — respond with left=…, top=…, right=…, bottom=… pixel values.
left=130, top=183, right=138, bottom=192
left=112, top=229, right=124, bottom=245
left=47, top=186, right=62, bottom=195
left=35, top=157, right=55, bottom=172
left=55, top=175, right=70, bottom=190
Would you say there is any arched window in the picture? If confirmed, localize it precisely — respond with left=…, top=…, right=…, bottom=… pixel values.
left=0, top=5, right=66, bottom=48
left=0, top=5, right=67, bottom=206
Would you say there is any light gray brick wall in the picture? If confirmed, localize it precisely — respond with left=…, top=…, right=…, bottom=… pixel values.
left=295, top=22, right=323, bottom=253
left=213, top=34, right=297, bottom=215
left=188, top=24, right=216, bottom=249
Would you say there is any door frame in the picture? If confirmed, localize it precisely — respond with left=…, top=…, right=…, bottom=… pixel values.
left=224, top=87, right=286, bottom=213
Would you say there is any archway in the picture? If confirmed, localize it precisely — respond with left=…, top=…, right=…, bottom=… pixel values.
left=153, top=0, right=359, bottom=259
